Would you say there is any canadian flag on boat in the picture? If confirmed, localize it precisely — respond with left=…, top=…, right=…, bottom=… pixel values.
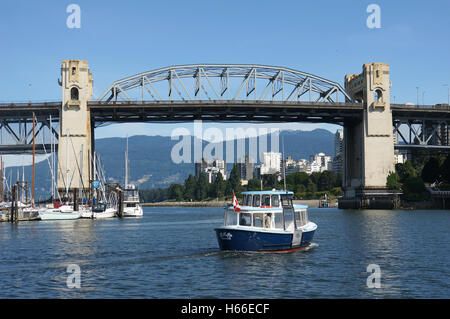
left=232, top=192, right=241, bottom=212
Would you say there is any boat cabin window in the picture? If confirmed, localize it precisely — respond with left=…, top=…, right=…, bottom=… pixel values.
left=261, top=195, right=270, bottom=206
left=274, top=213, right=283, bottom=229
left=243, top=195, right=252, bottom=206
left=271, top=195, right=280, bottom=207
left=239, top=213, right=251, bottom=226
left=302, top=210, right=308, bottom=224
left=225, top=211, right=238, bottom=226
left=125, top=190, right=139, bottom=197
left=253, top=213, right=264, bottom=228
left=295, top=211, right=302, bottom=229
left=295, top=210, right=308, bottom=227
left=281, top=195, right=293, bottom=208
left=283, top=209, right=294, bottom=231
left=126, top=203, right=136, bottom=207
left=252, top=195, right=260, bottom=207
left=92, top=203, right=106, bottom=212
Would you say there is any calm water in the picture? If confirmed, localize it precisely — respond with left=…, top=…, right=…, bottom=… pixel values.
left=0, top=207, right=449, bottom=298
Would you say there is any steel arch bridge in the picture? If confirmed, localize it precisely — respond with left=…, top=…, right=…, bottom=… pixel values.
left=97, top=64, right=353, bottom=104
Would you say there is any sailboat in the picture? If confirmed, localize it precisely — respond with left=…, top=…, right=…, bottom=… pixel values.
left=122, top=136, right=143, bottom=217
left=80, top=151, right=117, bottom=219
left=39, top=128, right=80, bottom=220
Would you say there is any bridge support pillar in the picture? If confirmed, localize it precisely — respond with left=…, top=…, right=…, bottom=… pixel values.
left=56, top=60, right=93, bottom=201
left=339, top=63, right=397, bottom=209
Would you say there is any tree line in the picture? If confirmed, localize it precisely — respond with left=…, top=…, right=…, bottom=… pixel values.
left=386, top=153, right=450, bottom=201
left=140, top=164, right=343, bottom=203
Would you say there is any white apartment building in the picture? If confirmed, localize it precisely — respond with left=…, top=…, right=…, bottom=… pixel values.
left=260, top=152, right=282, bottom=175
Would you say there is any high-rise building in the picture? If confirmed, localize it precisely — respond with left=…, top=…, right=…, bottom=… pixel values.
left=195, top=158, right=226, bottom=183
left=260, top=152, right=282, bottom=176
left=332, top=129, right=344, bottom=174
left=309, top=153, right=332, bottom=173
left=238, top=155, right=254, bottom=181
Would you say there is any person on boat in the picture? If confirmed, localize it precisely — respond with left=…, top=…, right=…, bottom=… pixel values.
left=264, top=213, right=272, bottom=229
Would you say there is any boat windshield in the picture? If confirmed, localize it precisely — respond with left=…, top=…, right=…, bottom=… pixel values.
left=242, top=193, right=281, bottom=208
left=243, top=195, right=253, bottom=206
left=92, top=203, right=106, bottom=212
left=225, top=211, right=238, bottom=226
left=239, top=213, right=251, bottom=226
left=261, top=195, right=270, bottom=206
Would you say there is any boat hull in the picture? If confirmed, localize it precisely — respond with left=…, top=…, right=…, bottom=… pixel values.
left=92, top=209, right=117, bottom=219
left=123, top=206, right=143, bottom=217
left=39, top=212, right=81, bottom=220
left=215, top=227, right=315, bottom=252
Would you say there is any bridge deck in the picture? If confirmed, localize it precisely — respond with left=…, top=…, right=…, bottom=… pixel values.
left=88, top=100, right=363, bottom=123
left=0, top=101, right=449, bottom=123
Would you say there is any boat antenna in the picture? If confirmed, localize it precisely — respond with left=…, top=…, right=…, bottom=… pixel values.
left=282, top=134, right=287, bottom=192
left=125, top=135, right=129, bottom=188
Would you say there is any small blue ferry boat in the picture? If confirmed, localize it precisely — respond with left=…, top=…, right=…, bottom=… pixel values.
left=215, top=190, right=317, bottom=252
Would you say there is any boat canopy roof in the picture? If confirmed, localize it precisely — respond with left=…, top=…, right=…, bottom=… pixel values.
left=241, top=190, right=294, bottom=195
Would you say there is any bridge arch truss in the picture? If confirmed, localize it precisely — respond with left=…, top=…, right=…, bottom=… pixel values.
left=97, top=64, right=352, bottom=104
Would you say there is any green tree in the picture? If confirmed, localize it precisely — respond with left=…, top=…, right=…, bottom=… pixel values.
left=386, top=171, right=401, bottom=190
left=306, top=179, right=317, bottom=194
left=168, top=183, right=184, bottom=201
left=396, top=161, right=416, bottom=182
left=211, top=172, right=225, bottom=198
left=183, top=174, right=197, bottom=200
left=195, top=172, right=209, bottom=200
left=228, top=164, right=242, bottom=193
left=262, top=174, right=279, bottom=189
left=441, top=155, right=450, bottom=184
left=317, top=171, right=336, bottom=191
left=247, top=178, right=262, bottom=191
left=421, top=157, right=441, bottom=184
left=402, top=176, right=428, bottom=201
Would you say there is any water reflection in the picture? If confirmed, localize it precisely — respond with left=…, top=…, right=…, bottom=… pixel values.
left=0, top=207, right=449, bottom=298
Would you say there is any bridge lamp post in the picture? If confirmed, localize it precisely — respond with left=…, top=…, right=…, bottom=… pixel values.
left=444, top=84, right=449, bottom=105
left=422, top=91, right=426, bottom=106
left=416, top=87, right=419, bottom=106
left=28, top=83, right=32, bottom=103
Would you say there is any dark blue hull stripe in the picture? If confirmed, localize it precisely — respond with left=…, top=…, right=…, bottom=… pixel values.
left=215, top=228, right=315, bottom=252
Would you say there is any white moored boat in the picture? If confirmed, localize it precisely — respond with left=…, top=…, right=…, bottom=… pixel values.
left=91, top=203, right=117, bottom=219
left=121, top=136, right=143, bottom=217
left=39, top=205, right=81, bottom=220
left=123, top=185, right=143, bottom=217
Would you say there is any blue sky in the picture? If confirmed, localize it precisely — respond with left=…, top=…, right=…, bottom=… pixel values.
left=1, top=0, right=449, bottom=138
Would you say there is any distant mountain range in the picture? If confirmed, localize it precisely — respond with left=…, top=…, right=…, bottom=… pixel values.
left=3, top=129, right=336, bottom=198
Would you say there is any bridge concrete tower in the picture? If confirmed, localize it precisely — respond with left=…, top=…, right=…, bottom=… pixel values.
left=57, top=59, right=93, bottom=199
left=340, top=63, right=396, bottom=208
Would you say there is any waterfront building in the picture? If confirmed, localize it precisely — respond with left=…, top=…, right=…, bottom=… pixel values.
left=260, top=152, right=282, bottom=176
left=237, top=155, right=254, bottom=182
left=333, top=129, right=344, bottom=174
left=309, top=153, right=332, bottom=173
left=195, top=158, right=226, bottom=183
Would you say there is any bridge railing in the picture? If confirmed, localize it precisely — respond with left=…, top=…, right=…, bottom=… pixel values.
left=0, top=101, right=61, bottom=108
left=391, top=103, right=450, bottom=110
left=89, top=100, right=363, bottom=108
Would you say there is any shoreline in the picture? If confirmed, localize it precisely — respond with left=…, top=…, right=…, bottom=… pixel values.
left=141, top=199, right=338, bottom=208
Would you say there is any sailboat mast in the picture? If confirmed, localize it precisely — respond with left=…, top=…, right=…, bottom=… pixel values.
left=32, top=112, right=35, bottom=205
left=125, top=136, right=128, bottom=188
left=282, top=136, right=286, bottom=191
left=65, top=129, right=69, bottom=199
